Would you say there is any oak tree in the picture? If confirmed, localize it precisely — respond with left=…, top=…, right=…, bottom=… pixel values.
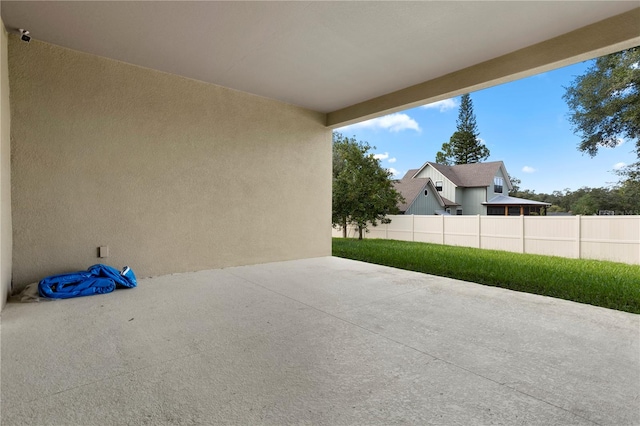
left=332, top=133, right=403, bottom=239
left=563, top=47, right=639, bottom=158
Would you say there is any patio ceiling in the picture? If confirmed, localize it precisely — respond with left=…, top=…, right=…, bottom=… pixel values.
left=2, top=1, right=639, bottom=126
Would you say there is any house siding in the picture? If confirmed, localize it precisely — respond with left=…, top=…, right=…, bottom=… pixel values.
left=460, top=187, right=487, bottom=215
left=455, top=187, right=464, bottom=211
left=406, top=185, right=442, bottom=215
left=414, top=167, right=456, bottom=202
left=487, top=167, right=509, bottom=199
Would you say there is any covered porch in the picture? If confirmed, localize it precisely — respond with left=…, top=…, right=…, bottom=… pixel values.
left=2, top=257, right=638, bottom=425
left=1, top=2, right=639, bottom=304
left=484, top=195, right=552, bottom=216
left=1, top=3, right=639, bottom=424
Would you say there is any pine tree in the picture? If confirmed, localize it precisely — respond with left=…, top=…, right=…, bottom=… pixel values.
left=435, top=94, right=490, bottom=164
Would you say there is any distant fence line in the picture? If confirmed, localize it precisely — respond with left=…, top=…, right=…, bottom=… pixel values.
left=332, top=215, right=640, bottom=265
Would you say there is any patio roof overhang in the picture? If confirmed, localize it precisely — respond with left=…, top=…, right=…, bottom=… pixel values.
left=483, top=195, right=552, bottom=206
left=1, top=2, right=639, bottom=128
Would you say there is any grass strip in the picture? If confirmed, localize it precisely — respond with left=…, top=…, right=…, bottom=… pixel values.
left=332, top=238, right=640, bottom=314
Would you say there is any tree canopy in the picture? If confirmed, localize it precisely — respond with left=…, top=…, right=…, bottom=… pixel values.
left=508, top=175, right=521, bottom=195
left=435, top=94, right=490, bottom=165
left=332, top=133, right=403, bottom=239
left=563, top=47, right=640, bottom=207
left=563, top=47, right=639, bottom=158
left=510, top=183, right=639, bottom=215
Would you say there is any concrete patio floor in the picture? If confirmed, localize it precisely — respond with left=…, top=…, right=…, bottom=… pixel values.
left=1, top=256, right=638, bottom=425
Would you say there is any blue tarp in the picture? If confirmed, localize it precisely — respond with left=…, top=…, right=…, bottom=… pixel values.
left=38, top=264, right=137, bottom=299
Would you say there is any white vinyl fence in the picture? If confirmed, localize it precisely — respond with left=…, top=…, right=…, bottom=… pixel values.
left=332, top=215, right=640, bottom=265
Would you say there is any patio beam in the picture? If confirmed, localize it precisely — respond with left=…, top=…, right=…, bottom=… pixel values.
left=326, top=7, right=640, bottom=128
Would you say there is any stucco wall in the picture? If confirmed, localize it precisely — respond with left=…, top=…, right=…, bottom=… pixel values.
left=1, top=22, right=12, bottom=307
left=8, top=38, right=331, bottom=289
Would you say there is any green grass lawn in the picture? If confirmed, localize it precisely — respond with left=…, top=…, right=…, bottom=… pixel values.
left=333, top=238, right=640, bottom=314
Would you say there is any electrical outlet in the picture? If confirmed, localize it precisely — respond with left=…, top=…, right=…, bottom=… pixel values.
left=98, top=246, right=109, bottom=258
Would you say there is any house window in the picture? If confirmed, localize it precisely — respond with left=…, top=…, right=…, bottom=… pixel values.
left=494, top=177, right=503, bottom=193
left=424, top=189, right=428, bottom=196
left=456, top=209, right=463, bottom=215
left=435, top=181, right=443, bottom=191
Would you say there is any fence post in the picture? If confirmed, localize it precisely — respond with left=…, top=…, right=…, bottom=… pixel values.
left=441, top=214, right=445, bottom=245
left=477, top=214, right=481, bottom=248
left=576, top=215, right=581, bottom=259
left=520, top=214, right=525, bottom=253
left=411, top=214, right=415, bottom=242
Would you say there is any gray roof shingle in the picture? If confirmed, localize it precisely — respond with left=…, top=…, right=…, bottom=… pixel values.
left=402, top=169, right=420, bottom=180
left=394, top=177, right=428, bottom=212
left=417, top=161, right=507, bottom=188
left=483, top=195, right=551, bottom=206
left=394, top=174, right=457, bottom=212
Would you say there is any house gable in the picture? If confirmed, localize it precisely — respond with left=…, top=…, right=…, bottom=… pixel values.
left=394, top=176, right=453, bottom=215
left=412, top=163, right=458, bottom=202
left=394, top=174, right=429, bottom=213
left=405, top=179, right=448, bottom=215
left=487, top=163, right=511, bottom=199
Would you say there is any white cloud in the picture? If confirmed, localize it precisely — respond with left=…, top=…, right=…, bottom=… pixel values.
left=421, top=98, right=458, bottom=112
left=522, top=166, right=536, bottom=173
left=613, top=162, right=627, bottom=170
left=387, top=168, right=401, bottom=178
left=374, top=153, right=398, bottom=164
left=338, top=113, right=421, bottom=133
left=374, top=152, right=389, bottom=161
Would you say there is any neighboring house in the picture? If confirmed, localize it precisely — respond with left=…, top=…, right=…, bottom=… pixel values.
left=394, top=175, right=459, bottom=216
left=394, top=161, right=551, bottom=216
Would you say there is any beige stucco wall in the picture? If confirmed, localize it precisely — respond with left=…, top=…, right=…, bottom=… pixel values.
left=1, top=22, right=12, bottom=307
left=8, top=37, right=331, bottom=290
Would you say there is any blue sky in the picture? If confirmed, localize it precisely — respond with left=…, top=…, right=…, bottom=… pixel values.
left=335, top=60, right=636, bottom=194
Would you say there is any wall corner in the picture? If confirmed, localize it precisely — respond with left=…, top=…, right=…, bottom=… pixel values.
left=0, top=20, right=14, bottom=310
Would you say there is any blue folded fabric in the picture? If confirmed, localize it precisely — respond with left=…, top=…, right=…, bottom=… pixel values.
left=38, top=264, right=137, bottom=299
